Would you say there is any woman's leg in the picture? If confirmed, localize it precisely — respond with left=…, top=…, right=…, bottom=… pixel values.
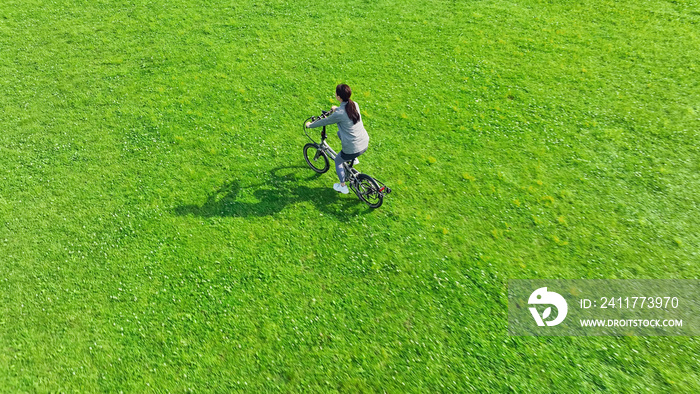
left=335, top=149, right=367, bottom=185
left=335, top=153, right=347, bottom=184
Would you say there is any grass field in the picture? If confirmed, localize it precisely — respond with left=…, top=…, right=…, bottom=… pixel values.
left=1, top=0, right=699, bottom=391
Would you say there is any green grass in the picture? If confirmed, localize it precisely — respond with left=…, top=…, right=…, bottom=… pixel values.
left=1, top=0, right=699, bottom=391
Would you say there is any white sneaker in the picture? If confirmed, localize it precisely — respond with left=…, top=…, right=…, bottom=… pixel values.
left=352, top=158, right=359, bottom=165
left=333, top=183, right=349, bottom=194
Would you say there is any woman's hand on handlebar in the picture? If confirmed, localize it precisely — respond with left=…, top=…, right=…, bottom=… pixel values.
left=305, top=121, right=311, bottom=128
left=331, top=105, right=338, bottom=111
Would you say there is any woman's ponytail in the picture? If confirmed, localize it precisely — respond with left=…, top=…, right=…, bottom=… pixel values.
left=336, top=84, right=361, bottom=125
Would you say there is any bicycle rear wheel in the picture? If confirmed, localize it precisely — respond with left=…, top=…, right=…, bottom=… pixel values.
left=356, top=173, right=383, bottom=208
left=303, top=143, right=330, bottom=173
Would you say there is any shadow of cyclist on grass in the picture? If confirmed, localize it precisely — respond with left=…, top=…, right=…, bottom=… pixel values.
left=173, top=166, right=369, bottom=219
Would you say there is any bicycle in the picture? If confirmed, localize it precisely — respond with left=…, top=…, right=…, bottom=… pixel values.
left=302, top=109, right=391, bottom=208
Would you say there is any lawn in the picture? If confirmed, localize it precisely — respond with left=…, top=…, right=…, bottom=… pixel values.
left=0, top=0, right=698, bottom=391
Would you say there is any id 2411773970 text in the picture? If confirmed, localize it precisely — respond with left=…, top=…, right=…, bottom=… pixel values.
left=580, top=297, right=679, bottom=309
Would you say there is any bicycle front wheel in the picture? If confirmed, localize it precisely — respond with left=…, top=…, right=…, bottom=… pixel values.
left=356, top=174, right=383, bottom=208
left=303, top=143, right=330, bottom=173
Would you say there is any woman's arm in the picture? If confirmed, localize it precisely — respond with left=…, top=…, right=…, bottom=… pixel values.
left=306, top=109, right=341, bottom=129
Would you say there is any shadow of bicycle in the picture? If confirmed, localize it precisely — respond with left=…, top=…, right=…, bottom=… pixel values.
left=173, top=166, right=370, bottom=219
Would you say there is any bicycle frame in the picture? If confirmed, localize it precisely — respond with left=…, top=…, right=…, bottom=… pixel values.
left=306, top=123, right=361, bottom=178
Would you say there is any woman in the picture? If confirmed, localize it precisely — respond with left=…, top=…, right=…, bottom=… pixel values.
left=305, top=84, right=369, bottom=194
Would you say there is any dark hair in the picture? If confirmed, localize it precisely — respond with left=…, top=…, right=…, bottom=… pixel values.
left=336, top=84, right=360, bottom=124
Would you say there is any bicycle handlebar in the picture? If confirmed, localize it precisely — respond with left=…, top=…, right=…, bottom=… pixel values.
left=305, top=108, right=335, bottom=126
left=303, top=108, right=336, bottom=142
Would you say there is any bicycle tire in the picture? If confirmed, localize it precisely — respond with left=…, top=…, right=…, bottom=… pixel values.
left=303, top=143, right=330, bottom=173
left=356, top=173, right=383, bottom=208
